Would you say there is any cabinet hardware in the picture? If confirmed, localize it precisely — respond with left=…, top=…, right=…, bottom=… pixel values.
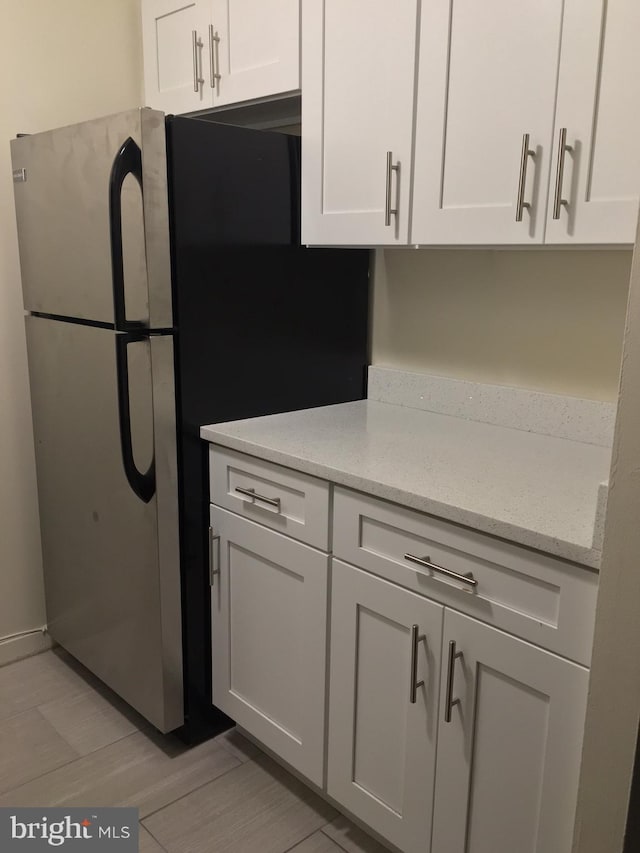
left=410, top=624, right=426, bottom=704
left=385, top=151, right=400, bottom=226
left=209, top=527, right=220, bottom=586
left=552, top=127, right=573, bottom=220
left=444, top=640, right=463, bottom=722
left=235, top=486, right=282, bottom=510
left=404, top=553, right=477, bottom=590
left=209, top=25, right=221, bottom=88
left=192, top=30, right=204, bottom=92
left=515, top=133, right=535, bottom=222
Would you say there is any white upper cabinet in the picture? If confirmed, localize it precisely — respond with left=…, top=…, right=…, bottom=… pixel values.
left=411, top=0, right=564, bottom=245
left=210, top=0, right=299, bottom=108
left=142, top=0, right=213, bottom=115
left=142, top=0, right=300, bottom=115
left=301, top=0, right=419, bottom=245
left=545, top=0, right=640, bottom=244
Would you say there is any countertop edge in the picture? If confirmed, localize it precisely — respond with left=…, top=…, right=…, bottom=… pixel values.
left=200, top=425, right=602, bottom=571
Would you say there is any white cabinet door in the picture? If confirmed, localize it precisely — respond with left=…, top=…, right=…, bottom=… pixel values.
left=142, top=0, right=214, bottom=114
left=210, top=507, right=328, bottom=787
left=411, top=0, right=564, bottom=245
left=302, top=0, right=418, bottom=245
left=545, top=0, right=640, bottom=244
left=328, top=560, right=443, bottom=853
left=210, top=0, right=299, bottom=107
left=432, top=610, right=589, bottom=853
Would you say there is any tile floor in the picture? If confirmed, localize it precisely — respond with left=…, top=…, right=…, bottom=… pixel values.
left=0, top=650, right=388, bottom=853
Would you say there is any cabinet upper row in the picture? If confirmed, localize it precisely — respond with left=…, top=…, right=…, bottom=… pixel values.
left=141, top=0, right=299, bottom=114
left=142, top=1, right=640, bottom=246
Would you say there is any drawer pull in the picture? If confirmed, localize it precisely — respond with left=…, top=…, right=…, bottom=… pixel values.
left=444, top=640, right=463, bottom=723
left=409, top=624, right=426, bottom=704
left=235, top=486, right=281, bottom=510
left=404, top=553, right=478, bottom=590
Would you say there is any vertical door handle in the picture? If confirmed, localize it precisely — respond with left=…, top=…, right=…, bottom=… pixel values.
left=409, top=624, right=426, bottom=704
left=109, top=137, right=146, bottom=332
left=553, top=127, right=573, bottom=220
left=444, top=640, right=463, bottom=722
left=209, top=25, right=221, bottom=88
left=115, top=334, right=155, bottom=503
left=385, top=151, right=400, bottom=226
left=209, top=528, right=220, bottom=585
left=192, top=30, right=204, bottom=92
left=515, top=133, right=535, bottom=222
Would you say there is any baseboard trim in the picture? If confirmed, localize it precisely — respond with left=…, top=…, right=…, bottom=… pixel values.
left=0, top=629, right=53, bottom=667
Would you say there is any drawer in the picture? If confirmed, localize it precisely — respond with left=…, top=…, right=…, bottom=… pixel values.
left=333, top=487, right=598, bottom=665
left=210, top=446, right=330, bottom=550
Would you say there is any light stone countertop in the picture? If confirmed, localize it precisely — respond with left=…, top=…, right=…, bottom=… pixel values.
left=201, top=400, right=612, bottom=569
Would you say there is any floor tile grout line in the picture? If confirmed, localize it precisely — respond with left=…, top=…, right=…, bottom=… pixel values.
left=140, top=822, right=169, bottom=853
left=280, top=825, right=326, bottom=853
left=0, top=728, right=146, bottom=802
left=140, top=755, right=247, bottom=822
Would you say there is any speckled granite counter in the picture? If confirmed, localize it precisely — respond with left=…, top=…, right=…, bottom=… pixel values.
left=201, top=398, right=611, bottom=569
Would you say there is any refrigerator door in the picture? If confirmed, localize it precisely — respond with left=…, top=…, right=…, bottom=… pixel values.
left=11, top=109, right=172, bottom=329
left=25, top=315, right=183, bottom=732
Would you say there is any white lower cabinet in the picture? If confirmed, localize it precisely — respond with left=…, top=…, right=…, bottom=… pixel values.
left=432, top=610, right=589, bottom=853
left=210, top=505, right=328, bottom=787
left=209, top=450, right=593, bottom=853
left=328, top=560, right=443, bottom=853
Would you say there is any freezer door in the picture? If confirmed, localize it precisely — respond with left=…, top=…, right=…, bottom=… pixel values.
left=25, top=316, right=183, bottom=732
left=12, top=109, right=172, bottom=329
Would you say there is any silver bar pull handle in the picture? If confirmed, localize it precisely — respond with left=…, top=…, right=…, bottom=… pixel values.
left=515, top=133, right=535, bottom=222
left=192, top=30, right=204, bottom=92
left=444, top=640, right=463, bottom=723
left=209, top=527, right=220, bottom=586
left=404, top=553, right=477, bottom=590
left=385, top=151, right=400, bottom=226
left=410, top=624, right=426, bottom=704
left=209, top=24, right=221, bottom=88
left=235, top=486, right=281, bottom=510
left=553, top=127, right=573, bottom=220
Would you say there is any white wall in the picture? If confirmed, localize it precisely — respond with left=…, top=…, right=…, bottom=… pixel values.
left=373, top=249, right=632, bottom=402
left=0, top=0, right=143, bottom=660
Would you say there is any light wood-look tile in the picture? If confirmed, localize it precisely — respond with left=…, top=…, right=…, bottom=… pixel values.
left=322, top=816, right=391, bottom=853
left=0, top=650, right=93, bottom=721
left=287, top=830, right=344, bottom=852
left=143, top=752, right=337, bottom=853
left=139, top=825, right=166, bottom=852
left=38, top=686, right=141, bottom=756
left=0, top=708, right=79, bottom=795
left=217, top=728, right=261, bottom=763
left=0, top=728, right=240, bottom=816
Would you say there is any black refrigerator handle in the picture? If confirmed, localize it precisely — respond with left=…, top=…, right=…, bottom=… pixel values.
left=115, top=333, right=156, bottom=504
left=109, top=137, right=146, bottom=332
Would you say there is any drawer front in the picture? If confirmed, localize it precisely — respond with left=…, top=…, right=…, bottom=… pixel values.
left=333, top=487, right=598, bottom=665
left=210, top=446, right=330, bottom=550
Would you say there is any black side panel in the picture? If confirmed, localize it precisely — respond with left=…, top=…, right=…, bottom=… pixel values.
left=167, top=116, right=370, bottom=742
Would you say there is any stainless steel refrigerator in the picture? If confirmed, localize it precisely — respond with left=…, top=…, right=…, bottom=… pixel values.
left=11, top=109, right=369, bottom=740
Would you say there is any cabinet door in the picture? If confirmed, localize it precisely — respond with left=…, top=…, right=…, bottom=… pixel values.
left=545, top=0, right=640, bottom=244
left=328, top=560, right=443, bottom=853
left=210, top=0, right=299, bottom=107
left=411, top=0, right=564, bottom=245
left=432, top=610, right=589, bottom=853
left=302, top=0, right=418, bottom=245
left=210, top=507, right=328, bottom=787
left=142, top=0, right=214, bottom=114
